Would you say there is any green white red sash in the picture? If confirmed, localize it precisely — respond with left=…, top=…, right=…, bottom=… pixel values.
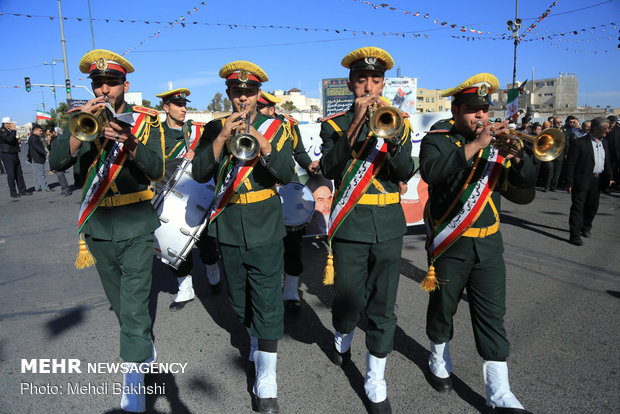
left=207, top=116, right=281, bottom=225
left=167, top=122, right=203, bottom=160
left=425, top=145, right=505, bottom=261
left=327, top=136, right=388, bottom=242
left=77, top=112, right=148, bottom=232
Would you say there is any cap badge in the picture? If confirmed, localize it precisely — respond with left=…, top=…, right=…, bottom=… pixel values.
left=238, top=70, right=250, bottom=82
left=95, top=58, right=108, bottom=71
left=364, top=57, right=377, bottom=65
left=477, top=84, right=488, bottom=97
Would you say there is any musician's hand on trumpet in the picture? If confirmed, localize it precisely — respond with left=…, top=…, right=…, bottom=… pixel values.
left=105, top=121, right=138, bottom=158
left=348, top=93, right=379, bottom=146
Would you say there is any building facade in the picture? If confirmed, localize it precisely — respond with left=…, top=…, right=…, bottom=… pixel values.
left=416, top=88, right=451, bottom=113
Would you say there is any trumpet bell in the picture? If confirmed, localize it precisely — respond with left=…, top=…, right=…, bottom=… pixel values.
left=532, top=128, right=565, bottom=162
left=369, top=105, right=404, bottom=143
left=69, top=109, right=105, bottom=142
left=230, top=133, right=260, bottom=161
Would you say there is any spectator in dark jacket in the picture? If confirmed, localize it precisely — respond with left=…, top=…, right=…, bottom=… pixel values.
left=46, top=126, right=72, bottom=196
left=28, top=124, right=53, bottom=192
left=0, top=116, right=29, bottom=198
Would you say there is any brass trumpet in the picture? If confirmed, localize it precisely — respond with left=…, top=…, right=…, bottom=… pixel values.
left=494, top=128, right=565, bottom=162
left=368, top=99, right=404, bottom=145
left=230, top=103, right=260, bottom=161
left=69, top=97, right=111, bottom=142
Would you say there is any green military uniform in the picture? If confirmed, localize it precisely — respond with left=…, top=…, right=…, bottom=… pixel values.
left=421, top=118, right=536, bottom=361
left=192, top=111, right=294, bottom=340
left=320, top=106, right=414, bottom=356
left=50, top=103, right=164, bottom=362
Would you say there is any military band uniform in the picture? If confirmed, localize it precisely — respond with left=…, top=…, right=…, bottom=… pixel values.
left=161, top=120, right=220, bottom=280
left=50, top=102, right=164, bottom=363
left=420, top=73, right=534, bottom=414
left=192, top=111, right=295, bottom=342
left=421, top=118, right=536, bottom=360
left=320, top=107, right=413, bottom=357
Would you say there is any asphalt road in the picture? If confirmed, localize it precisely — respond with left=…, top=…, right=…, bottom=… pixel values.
left=0, top=151, right=619, bottom=414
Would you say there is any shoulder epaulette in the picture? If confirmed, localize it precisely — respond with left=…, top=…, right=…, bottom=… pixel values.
left=322, top=110, right=347, bottom=122
left=427, top=129, right=451, bottom=134
left=401, top=111, right=410, bottom=118
left=132, top=106, right=159, bottom=117
left=191, top=121, right=206, bottom=126
left=283, top=115, right=299, bottom=125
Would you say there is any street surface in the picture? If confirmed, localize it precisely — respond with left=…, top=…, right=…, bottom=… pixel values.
left=1, top=150, right=619, bottom=413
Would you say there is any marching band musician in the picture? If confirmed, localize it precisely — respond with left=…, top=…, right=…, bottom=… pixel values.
left=319, top=47, right=414, bottom=414
left=49, top=49, right=164, bottom=413
left=156, top=88, right=222, bottom=311
left=419, top=73, right=535, bottom=414
left=192, top=61, right=295, bottom=414
left=256, top=90, right=320, bottom=312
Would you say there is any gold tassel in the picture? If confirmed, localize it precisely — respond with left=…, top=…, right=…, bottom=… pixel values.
left=323, top=241, right=335, bottom=285
left=323, top=253, right=334, bottom=285
left=74, top=236, right=96, bottom=269
left=421, top=264, right=439, bottom=292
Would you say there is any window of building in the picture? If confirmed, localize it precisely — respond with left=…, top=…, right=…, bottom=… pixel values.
left=425, top=98, right=429, bottom=102
left=431, top=98, right=435, bottom=103
left=439, top=106, right=443, bottom=110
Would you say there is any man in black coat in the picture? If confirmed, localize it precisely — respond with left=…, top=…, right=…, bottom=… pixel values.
left=27, top=124, right=53, bottom=192
left=565, top=117, right=614, bottom=245
left=0, top=117, right=29, bottom=198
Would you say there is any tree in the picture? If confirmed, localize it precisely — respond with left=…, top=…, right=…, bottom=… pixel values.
left=281, top=101, right=296, bottom=112
left=155, top=102, right=164, bottom=110
left=207, top=92, right=225, bottom=111
left=142, top=99, right=151, bottom=108
left=53, top=102, right=71, bottom=130
left=223, top=98, right=231, bottom=111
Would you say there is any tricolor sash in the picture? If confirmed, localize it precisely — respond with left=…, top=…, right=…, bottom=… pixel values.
left=166, top=122, right=204, bottom=160
left=207, top=117, right=282, bottom=225
left=327, top=134, right=388, bottom=242
left=425, top=145, right=505, bottom=262
left=77, top=112, right=150, bottom=232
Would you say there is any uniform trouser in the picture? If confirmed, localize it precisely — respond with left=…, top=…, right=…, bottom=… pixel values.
left=55, top=170, right=70, bottom=192
left=426, top=254, right=510, bottom=361
left=332, top=236, right=402, bottom=357
left=31, top=162, right=49, bottom=191
left=86, top=233, right=154, bottom=362
left=219, top=240, right=284, bottom=341
left=1, top=153, right=27, bottom=196
left=569, top=176, right=601, bottom=238
left=172, top=234, right=220, bottom=277
left=283, top=229, right=303, bottom=276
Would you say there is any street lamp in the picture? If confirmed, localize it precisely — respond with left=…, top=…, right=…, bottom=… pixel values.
left=506, top=0, right=522, bottom=89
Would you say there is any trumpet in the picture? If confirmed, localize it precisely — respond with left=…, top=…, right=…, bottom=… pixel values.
left=230, top=103, right=260, bottom=161
left=69, top=97, right=111, bottom=142
left=368, top=98, right=404, bottom=145
left=478, top=122, right=565, bottom=162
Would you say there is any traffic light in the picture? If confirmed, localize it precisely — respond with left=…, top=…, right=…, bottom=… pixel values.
left=24, top=76, right=31, bottom=92
left=65, top=79, right=71, bottom=94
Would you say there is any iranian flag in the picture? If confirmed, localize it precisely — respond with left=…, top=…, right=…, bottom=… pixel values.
left=36, top=111, right=52, bottom=121
left=506, top=88, right=518, bottom=123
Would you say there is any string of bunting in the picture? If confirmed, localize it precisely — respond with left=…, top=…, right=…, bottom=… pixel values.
left=518, top=0, right=561, bottom=43
left=349, top=0, right=505, bottom=37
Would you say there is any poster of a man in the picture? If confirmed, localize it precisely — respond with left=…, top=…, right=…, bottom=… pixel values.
left=305, top=174, right=334, bottom=236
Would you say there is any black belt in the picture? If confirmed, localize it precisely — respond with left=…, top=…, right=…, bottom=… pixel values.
left=593, top=173, right=600, bottom=178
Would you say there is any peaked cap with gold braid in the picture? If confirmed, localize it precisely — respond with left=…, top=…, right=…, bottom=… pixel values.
left=257, top=90, right=281, bottom=106
left=441, top=73, right=499, bottom=106
left=341, top=47, right=394, bottom=73
left=156, top=88, right=191, bottom=104
left=219, top=61, right=268, bottom=88
left=79, top=49, right=134, bottom=79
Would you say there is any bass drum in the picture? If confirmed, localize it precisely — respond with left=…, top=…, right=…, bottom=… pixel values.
left=153, top=157, right=215, bottom=269
left=277, top=182, right=315, bottom=231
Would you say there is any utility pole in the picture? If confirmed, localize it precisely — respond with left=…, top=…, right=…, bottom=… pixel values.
left=43, top=61, right=58, bottom=109
left=57, top=0, right=72, bottom=100
left=87, top=0, right=96, bottom=49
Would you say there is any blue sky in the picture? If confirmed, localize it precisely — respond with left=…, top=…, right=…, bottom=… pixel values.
left=1, top=0, right=618, bottom=124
